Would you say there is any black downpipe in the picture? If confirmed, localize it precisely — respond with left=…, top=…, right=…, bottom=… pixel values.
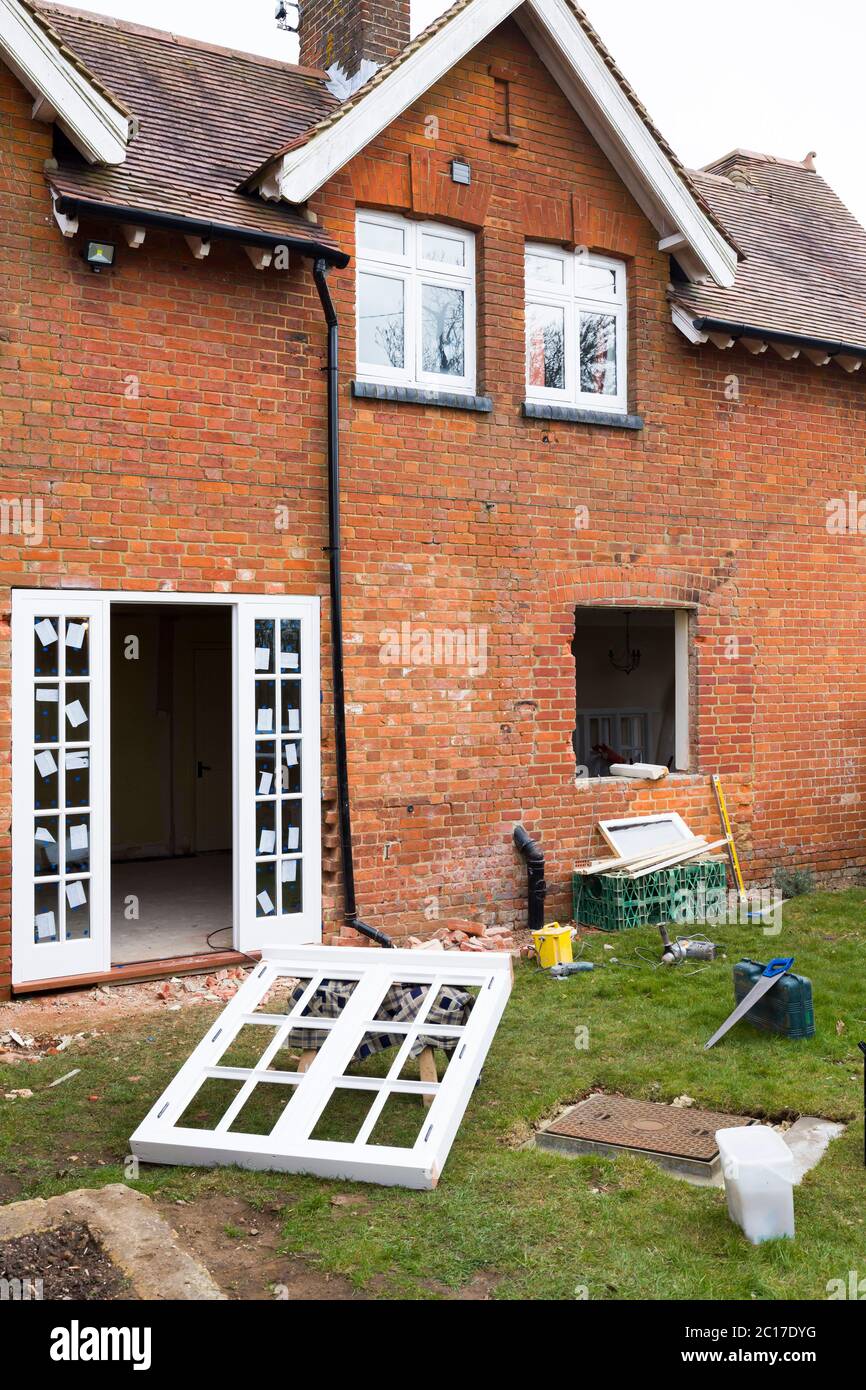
left=513, top=826, right=546, bottom=935
left=313, top=259, right=393, bottom=949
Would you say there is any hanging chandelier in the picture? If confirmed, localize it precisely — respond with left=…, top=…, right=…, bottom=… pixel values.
left=609, top=611, right=641, bottom=675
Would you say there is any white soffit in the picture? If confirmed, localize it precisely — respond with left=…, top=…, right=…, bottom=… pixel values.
left=263, top=0, right=736, bottom=288
left=0, top=0, right=129, bottom=164
left=130, top=945, right=513, bottom=1190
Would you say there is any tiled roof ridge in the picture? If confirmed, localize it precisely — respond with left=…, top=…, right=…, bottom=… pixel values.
left=704, top=148, right=818, bottom=173
left=35, top=0, right=328, bottom=80
left=20, top=0, right=134, bottom=119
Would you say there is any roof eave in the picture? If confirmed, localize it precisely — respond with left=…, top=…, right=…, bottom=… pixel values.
left=672, top=303, right=866, bottom=370
left=50, top=187, right=350, bottom=267
left=2, top=0, right=129, bottom=163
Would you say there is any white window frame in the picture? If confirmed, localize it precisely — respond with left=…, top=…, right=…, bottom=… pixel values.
left=356, top=210, right=477, bottom=396
left=598, top=812, right=694, bottom=858
left=582, top=708, right=652, bottom=766
left=11, top=589, right=322, bottom=988
left=525, top=244, right=627, bottom=414
left=130, top=944, right=513, bottom=1190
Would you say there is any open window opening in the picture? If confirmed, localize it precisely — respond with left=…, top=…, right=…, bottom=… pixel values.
left=571, top=608, right=690, bottom=778
left=110, top=604, right=232, bottom=964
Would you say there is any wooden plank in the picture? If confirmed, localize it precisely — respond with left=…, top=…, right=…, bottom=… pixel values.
left=627, top=839, right=728, bottom=879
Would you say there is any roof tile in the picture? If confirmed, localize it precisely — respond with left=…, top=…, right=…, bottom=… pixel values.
left=36, top=2, right=340, bottom=248
left=676, top=151, right=866, bottom=350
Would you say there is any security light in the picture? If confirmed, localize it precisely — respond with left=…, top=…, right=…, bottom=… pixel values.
left=84, top=241, right=116, bottom=273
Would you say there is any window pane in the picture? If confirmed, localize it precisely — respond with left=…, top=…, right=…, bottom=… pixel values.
left=526, top=302, right=565, bottom=390
left=421, top=231, right=465, bottom=267
left=577, top=261, right=618, bottom=299
left=580, top=312, right=618, bottom=395
left=357, top=220, right=405, bottom=258
left=358, top=273, right=405, bottom=369
left=526, top=252, right=564, bottom=286
left=421, top=284, right=465, bottom=377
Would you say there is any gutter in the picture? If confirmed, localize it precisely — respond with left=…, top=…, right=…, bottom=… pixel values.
left=691, top=315, right=866, bottom=361
left=313, top=260, right=394, bottom=950
left=51, top=191, right=350, bottom=267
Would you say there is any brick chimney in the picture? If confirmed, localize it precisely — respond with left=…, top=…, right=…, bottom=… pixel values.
left=300, top=1, right=412, bottom=84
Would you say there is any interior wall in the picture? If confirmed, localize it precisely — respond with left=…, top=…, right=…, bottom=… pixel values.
left=110, top=607, right=231, bottom=859
left=573, top=611, right=676, bottom=768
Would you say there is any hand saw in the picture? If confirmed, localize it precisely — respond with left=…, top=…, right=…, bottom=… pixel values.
left=703, top=957, right=794, bottom=1050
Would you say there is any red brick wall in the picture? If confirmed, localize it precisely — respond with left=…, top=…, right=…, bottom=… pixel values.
left=1, top=16, right=865, bottom=994
left=308, top=19, right=866, bottom=935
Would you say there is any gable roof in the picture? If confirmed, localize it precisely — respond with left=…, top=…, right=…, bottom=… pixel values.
left=247, top=0, right=739, bottom=288
left=673, top=151, right=866, bottom=357
left=1, top=0, right=129, bottom=161
left=34, top=2, right=343, bottom=254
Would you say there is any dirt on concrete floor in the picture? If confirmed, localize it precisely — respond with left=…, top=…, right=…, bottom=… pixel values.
left=0, top=1222, right=135, bottom=1301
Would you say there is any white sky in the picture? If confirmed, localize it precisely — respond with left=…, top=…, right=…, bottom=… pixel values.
left=59, top=0, right=866, bottom=224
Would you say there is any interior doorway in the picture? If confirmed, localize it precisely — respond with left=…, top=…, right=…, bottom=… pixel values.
left=110, top=604, right=233, bottom=963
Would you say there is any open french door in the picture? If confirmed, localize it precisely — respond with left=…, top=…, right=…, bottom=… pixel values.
left=11, top=594, right=109, bottom=984
left=12, top=591, right=321, bottom=987
left=236, top=600, right=321, bottom=952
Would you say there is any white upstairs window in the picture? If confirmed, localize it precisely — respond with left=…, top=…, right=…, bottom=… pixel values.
left=525, top=244, right=627, bottom=414
left=356, top=212, right=476, bottom=395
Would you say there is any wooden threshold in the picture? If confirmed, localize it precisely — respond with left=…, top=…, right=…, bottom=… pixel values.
left=11, top=949, right=260, bottom=997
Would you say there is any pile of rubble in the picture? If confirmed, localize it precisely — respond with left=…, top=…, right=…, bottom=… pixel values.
left=152, top=968, right=248, bottom=1008
left=405, top=920, right=518, bottom=954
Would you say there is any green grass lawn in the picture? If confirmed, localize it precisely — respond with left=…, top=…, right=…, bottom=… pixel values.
left=2, top=889, right=866, bottom=1300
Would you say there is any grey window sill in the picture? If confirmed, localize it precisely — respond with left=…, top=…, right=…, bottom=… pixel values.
left=523, top=401, right=644, bottom=430
left=352, top=381, right=493, bottom=413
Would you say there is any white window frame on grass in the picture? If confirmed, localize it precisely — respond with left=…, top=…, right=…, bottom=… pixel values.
left=525, top=243, right=627, bottom=414
left=356, top=210, right=476, bottom=395
left=130, top=945, right=513, bottom=1189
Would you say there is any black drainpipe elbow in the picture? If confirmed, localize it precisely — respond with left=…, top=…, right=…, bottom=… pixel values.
left=311, top=258, right=393, bottom=949
left=513, top=825, right=547, bottom=936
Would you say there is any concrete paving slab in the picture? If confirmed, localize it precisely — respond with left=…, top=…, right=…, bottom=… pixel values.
left=0, top=1183, right=225, bottom=1299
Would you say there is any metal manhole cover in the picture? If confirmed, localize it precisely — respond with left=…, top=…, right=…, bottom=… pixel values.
left=544, top=1095, right=754, bottom=1161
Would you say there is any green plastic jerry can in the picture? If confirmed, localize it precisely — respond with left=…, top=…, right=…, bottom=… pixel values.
left=733, top=959, right=815, bottom=1040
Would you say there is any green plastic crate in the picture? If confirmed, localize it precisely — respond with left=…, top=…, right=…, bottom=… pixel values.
left=573, top=859, right=728, bottom=933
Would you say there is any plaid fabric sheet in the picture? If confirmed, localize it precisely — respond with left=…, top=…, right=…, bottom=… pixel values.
left=287, top=979, right=475, bottom=1059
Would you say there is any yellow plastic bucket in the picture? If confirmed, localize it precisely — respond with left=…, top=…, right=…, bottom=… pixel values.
left=532, top=922, right=573, bottom=969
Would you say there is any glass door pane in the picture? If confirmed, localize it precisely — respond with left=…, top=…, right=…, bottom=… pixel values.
left=12, top=595, right=106, bottom=984
left=238, top=602, right=320, bottom=952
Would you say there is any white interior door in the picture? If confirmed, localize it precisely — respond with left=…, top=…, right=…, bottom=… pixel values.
left=236, top=600, right=321, bottom=952
left=12, top=593, right=109, bottom=984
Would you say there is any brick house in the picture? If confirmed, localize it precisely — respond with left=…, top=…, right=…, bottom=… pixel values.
left=1, top=0, right=865, bottom=998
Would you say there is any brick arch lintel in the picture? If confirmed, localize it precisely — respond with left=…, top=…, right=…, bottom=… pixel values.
left=541, top=566, right=739, bottom=621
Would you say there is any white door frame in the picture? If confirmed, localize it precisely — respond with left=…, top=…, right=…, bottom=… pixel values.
left=11, top=589, right=322, bottom=987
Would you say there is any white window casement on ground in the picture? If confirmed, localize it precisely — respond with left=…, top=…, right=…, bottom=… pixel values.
left=131, top=944, right=513, bottom=1189
left=355, top=211, right=476, bottom=395
left=525, top=244, right=627, bottom=414
left=11, top=590, right=322, bottom=989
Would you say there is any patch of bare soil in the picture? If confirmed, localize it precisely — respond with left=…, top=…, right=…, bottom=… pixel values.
left=157, top=1195, right=362, bottom=1301
left=0, top=1173, right=23, bottom=1204
left=0, top=1223, right=134, bottom=1301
